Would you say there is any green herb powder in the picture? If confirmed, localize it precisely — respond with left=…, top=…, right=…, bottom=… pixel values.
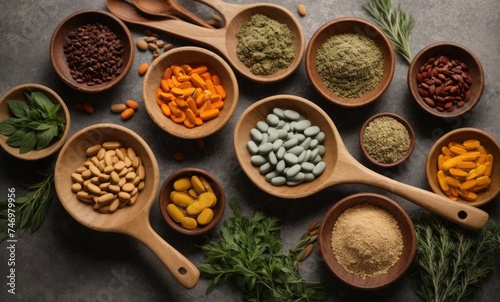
left=236, top=14, right=295, bottom=75
left=316, top=33, right=384, bottom=98
left=362, top=116, right=410, bottom=163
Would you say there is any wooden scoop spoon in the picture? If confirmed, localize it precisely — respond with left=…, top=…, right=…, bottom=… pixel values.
left=233, top=95, right=490, bottom=231
left=54, top=123, right=199, bottom=289
left=132, top=0, right=214, bottom=28
left=106, top=0, right=305, bottom=84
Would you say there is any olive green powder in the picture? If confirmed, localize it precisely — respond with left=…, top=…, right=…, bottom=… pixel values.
left=236, top=14, right=295, bottom=75
left=316, top=33, right=384, bottom=98
left=362, top=116, right=410, bottom=164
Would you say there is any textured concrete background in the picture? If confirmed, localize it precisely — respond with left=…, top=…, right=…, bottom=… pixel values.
left=0, top=0, right=499, bottom=301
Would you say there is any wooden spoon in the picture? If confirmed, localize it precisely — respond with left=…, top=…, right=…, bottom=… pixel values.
left=132, top=0, right=214, bottom=28
left=106, top=0, right=305, bottom=84
left=233, top=95, right=490, bottom=231
left=54, top=123, right=200, bottom=289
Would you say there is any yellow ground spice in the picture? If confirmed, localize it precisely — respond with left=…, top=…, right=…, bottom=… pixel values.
left=331, top=203, right=403, bottom=278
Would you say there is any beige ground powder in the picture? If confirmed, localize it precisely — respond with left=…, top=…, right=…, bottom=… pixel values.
left=331, top=203, right=403, bottom=278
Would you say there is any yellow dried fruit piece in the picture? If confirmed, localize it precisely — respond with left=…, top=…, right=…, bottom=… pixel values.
left=173, top=177, right=192, bottom=191
left=437, top=171, right=449, bottom=193
left=181, top=217, right=198, bottom=229
left=458, top=189, right=477, bottom=201
left=445, top=176, right=461, bottom=188
left=449, top=168, right=468, bottom=178
left=197, top=208, right=214, bottom=225
left=460, top=179, right=477, bottom=190
left=450, top=145, right=467, bottom=155
left=167, top=203, right=185, bottom=223
left=199, top=191, right=217, bottom=208
left=463, top=139, right=480, bottom=150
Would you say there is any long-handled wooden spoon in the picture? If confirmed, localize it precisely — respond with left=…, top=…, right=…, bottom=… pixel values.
left=233, top=95, right=490, bottom=231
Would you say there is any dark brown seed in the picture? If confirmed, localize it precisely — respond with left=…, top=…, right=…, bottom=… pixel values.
left=444, top=102, right=453, bottom=109
left=428, top=84, right=436, bottom=96
left=424, top=97, right=436, bottom=107
left=464, top=90, right=471, bottom=102
left=418, top=88, right=428, bottom=97
left=457, top=100, right=465, bottom=107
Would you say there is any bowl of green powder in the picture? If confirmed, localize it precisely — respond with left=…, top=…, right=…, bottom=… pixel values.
left=305, top=17, right=395, bottom=108
left=318, top=192, right=416, bottom=290
left=359, top=112, right=415, bottom=168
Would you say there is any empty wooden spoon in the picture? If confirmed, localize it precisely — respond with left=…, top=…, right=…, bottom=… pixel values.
left=233, top=95, right=490, bottom=231
left=132, top=0, right=214, bottom=28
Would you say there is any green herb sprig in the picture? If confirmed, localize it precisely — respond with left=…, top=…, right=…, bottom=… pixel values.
left=0, top=172, right=55, bottom=242
left=198, top=201, right=328, bottom=301
left=363, top=0, right=415, bottom=64
left=0, top=89, right=66, bottom=154
left=414, top=213, right=500, bottom=302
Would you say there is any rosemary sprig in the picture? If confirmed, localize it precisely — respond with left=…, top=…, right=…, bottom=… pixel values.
left=0, top=172, right=55, bottom=242
left=198, top=200, right=328, bottom=301
left=413, top=213, right=500, bottom=302
left=363, top=0, right=415, bottom=64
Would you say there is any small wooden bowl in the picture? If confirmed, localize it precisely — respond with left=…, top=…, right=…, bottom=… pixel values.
left=143, top=46, right=239, bottom=139
left=159, top=168, right=225, bottom=236
left=407, top=42, right=484, bottom=118
left=425, top=127, right=499, bottom=207
left=318, top=193, right=416, bottom=290
left=305, top=17, right=395, bottom=108
left=359, top=112, right=415, bottom=168
left=50, top=9, right=134, bottom=93
left=0, top=83, right=71, bottom=161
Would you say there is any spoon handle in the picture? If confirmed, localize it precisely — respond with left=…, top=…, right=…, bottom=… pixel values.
left=123, top=219, right=200, bottom=288
left=348, top=163, right=490, bottom=231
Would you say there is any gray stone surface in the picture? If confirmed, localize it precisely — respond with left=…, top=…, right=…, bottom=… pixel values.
left=0, top=0, right=499, bottom=301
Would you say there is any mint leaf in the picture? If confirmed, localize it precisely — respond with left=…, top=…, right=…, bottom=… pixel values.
left=36, top=126, right=57, bottom=149
left=0, top=120, right=17, bottom=136
left=28, top=91, right=55, bottom=114
left=20, top=131, right=36, bottom=154
left=6, top=129, right=27, bottom=147
left=8, top=100, right=30, bottom=118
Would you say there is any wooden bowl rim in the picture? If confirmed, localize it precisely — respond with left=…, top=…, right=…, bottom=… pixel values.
left=425, top=127, right=500, bottom=207
left=49, top=9, right=135, bottom=94
left=407, top=41, right=485, bottom=118
left=143, top=46, right=239, bottom=139
left=317, top=192, right=416, bottom=290
left=305, top=17, right=395, bottom=108
left=0, top=83, right=71, bottom=161
left=359, top=112, right=416, bottom=168
left=158, top=167, right=226, bottom=236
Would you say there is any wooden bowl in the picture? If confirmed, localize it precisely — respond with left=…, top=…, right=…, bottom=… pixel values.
left=317, top=193, right=416, bottom=290
left=0, top=83, right=70, bottom=160
left=50, top=9, right=134, bottom=93
left=305, top=17, right=395, bottom=108
left=159, top=167, right=225, bottom=236
left=407, top=42, right=484, bottom=118
left=425, top=127, right=499, bottom=207
left=359, top=112, right=415, bottom=168
left=54, top=123, right=160, bottom=230
left=143, top=46, right=239, bottom=139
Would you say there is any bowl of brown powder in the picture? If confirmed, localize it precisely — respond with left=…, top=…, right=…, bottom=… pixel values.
left=50, top=10, right=135, bottom=93
left=305, top=17, right=395, bottom=108
left=318, top=192, right=416, bottom=290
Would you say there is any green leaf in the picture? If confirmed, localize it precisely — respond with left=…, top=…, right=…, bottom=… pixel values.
left=7, top=100, right=30, bottom=118
left=36, top=126, right=57, bottom=149
left=27, top=91, right=55, bottom=114
left=6, top=129, right=27, bottom=147
left=0, top=120, right=17, bottom=136
left=19, top=131, right=37, bottom=153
